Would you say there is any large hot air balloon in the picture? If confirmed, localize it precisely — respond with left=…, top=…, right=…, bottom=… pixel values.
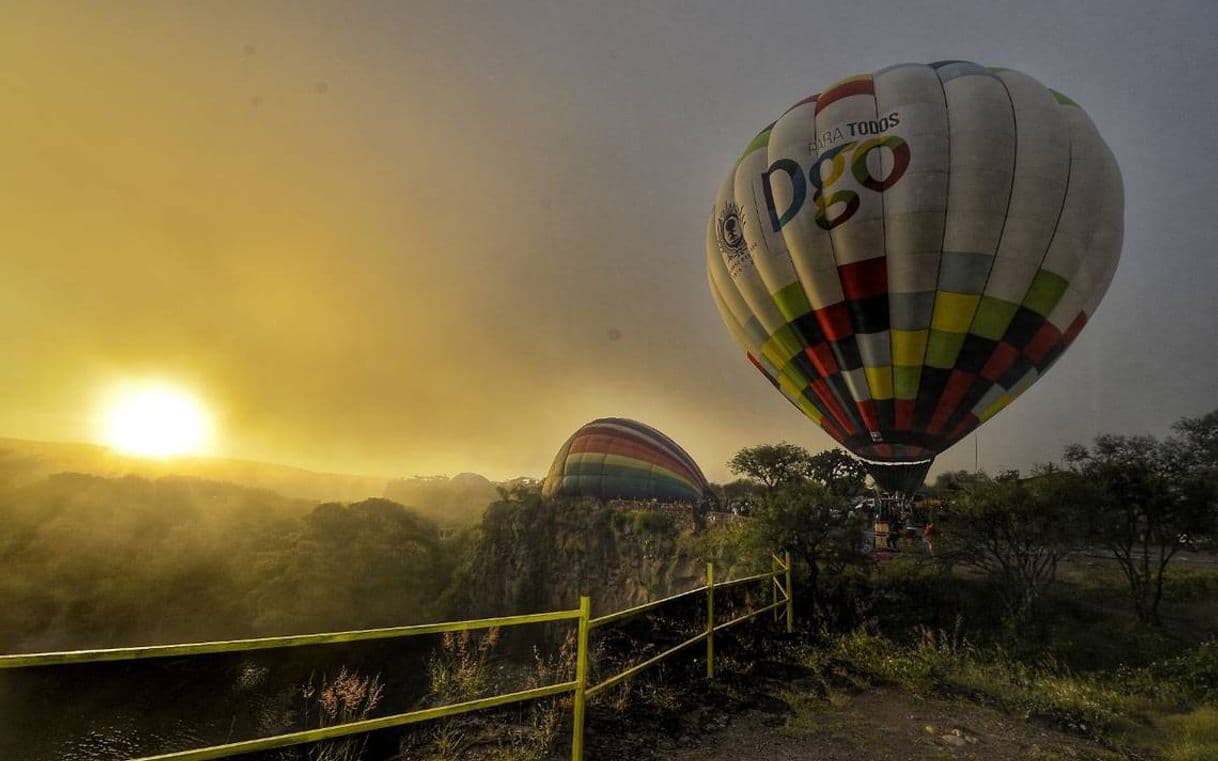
left=541, top=418, right=710, bottom=502
left=707, top=61, right=1122, bottom=493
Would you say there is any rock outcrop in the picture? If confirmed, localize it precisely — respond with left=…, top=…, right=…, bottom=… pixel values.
left=455, top=496, right=722, bottom=619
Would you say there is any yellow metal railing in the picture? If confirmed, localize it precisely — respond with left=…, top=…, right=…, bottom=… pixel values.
left=0, top=552, right=794, bottom=761
left=0, top=610, right=582, bottom=669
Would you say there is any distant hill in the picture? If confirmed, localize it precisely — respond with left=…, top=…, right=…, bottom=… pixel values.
left=0, top=437, right=386, bottom=503
left=0, top=437, right=520, bottom=524
left=383, top=472, right=502, bottom=525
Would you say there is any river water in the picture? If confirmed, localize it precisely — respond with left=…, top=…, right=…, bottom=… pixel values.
left=0, top=638, right=436, bottom=761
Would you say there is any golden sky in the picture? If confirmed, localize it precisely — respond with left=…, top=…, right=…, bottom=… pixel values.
left=0, top=2, right=760, bottom=480
left=1, top=2, right=1215, bottom=481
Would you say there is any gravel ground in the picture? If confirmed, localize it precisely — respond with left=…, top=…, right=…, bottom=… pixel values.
left=667, top=686, right=1119, bottom=761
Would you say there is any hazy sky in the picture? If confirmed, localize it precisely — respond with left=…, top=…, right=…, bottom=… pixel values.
left=1, top=1, right=1216, bottom=482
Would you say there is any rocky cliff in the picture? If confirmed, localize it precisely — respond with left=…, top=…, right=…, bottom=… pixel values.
left=455, top=495, right=747, bottom=620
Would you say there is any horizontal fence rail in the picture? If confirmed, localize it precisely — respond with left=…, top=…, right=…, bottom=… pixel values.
left=1, top=552, right=795, bottom=761
left=715, top=600, right=786, bottom=634
left=713, top=569, right=783, bottom=590
left=585, top=631, right=708, bottom=698
left=0, top=609, right=583, bottom=670
left=132, top=681, right=578, bottom=761
left=588, top=585, right=705, bottom=629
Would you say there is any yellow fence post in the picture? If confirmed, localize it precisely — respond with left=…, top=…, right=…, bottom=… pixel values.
left=784, top=550, right=794, bottom=634
left=705, top=562, right=715, bottom=679
left=771, top=555, right=779, bottom=623
left=3, top=554, right=803, bottom=761
left=571, top=595, right=590, bottom=761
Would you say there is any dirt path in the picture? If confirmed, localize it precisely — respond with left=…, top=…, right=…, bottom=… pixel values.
left=667, top=686, right=1118, bottom=761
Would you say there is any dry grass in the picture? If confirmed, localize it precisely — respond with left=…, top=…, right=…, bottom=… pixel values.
left=402, top=628, right=576, bottom=761
left=279, top=667, right=384, bottom=761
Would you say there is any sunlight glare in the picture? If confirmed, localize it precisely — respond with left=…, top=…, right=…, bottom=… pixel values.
left=103, top=384, right=213, bottom=457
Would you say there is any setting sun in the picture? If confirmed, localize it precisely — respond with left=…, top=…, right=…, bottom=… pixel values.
left=103, top=384, right=213, bottom=458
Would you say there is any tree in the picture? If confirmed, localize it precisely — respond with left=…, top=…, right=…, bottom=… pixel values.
left=928, top=469, right=990, bottom=496
left=496, top=479, right=539, bottom=503
left=1065, top=415, right=1218, bottom=626
left=745, top=480, right=867, bottom=613
left=804, top=448, right=868, bottom=499
left=727, top=442, right=812, bottom=491
left=709, top=478, right=762, bottom=515
left=249, top=498, right=452, bottom=632
left=1173, top=410, right=1218, bottom=469
left=1173, top=410, right=1218, bottom=550
left=938, top=469, right=1086, bottom=624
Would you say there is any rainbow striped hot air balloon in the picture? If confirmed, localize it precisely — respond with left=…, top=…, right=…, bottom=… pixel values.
left=541, top=418, right=709, bottom=502
left=707, top=61, right=1123, bottom=493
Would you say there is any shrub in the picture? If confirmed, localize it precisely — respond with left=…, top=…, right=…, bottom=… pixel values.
left=936, top=471, right=1084, bottom=626
left=428, top=627, right=502, bottom=704
left=1143, top=638, right=1218, bottom=705
left=280, top=667, right=384, bottom=761
left=807, top=629, right=1138, bottom=737
left=629, top=509, right=677, bottom=538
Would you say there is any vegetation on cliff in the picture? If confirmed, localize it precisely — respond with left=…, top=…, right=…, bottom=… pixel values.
left=0, top=475, right=455, bottom=650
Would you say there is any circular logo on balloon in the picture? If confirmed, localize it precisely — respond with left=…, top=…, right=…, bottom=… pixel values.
left=720, top=212, right=744, bottom=249
left=715, top=202, right=749, bottom=265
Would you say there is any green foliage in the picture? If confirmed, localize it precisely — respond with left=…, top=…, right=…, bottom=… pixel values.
left=1156, top=705, right=1218, bottom=761
left=495, top=479, right=540, bottom=505
left=447, top=493, right=693, bottom=619
left=727, top=442, right=812, bottom=490
left=805, top=628, right=1212, bottom=742
left=805, top=448, right=868, bottom=499
left=1173, top=410, right=1218, bottom=475
left=249, top=498, right=453, bottom=633
left=677, top=519, right=759, bottom=578
left=1066, top=414, right=1218, bottom=626
left=927, top=469, right=991, bottom=496
left=0, top=473, right=456, bottom=649
left=810, top=525, right=1218, bottom=669
left=708, top=478, right=762, bottom=514
left=727, top=443, right=867, bottom=499
left=451, top=493, right=557, bottom=616
left=745, top=480, right=867, bottom=612
left=1140, top=638, right=1218, bottom=705
left=832, top=557, right=1002, bottom=640
left=937, top=471, right=1087, bottom=625
left=1162, top=568, right=1218, bottom=602
left=628, top=508, right=677, bottom=537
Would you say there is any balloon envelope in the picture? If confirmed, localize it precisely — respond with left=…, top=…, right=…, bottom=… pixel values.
left=707, top=61, right=1122, bottom=491
left=541, top=418, right=709, bottom=502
